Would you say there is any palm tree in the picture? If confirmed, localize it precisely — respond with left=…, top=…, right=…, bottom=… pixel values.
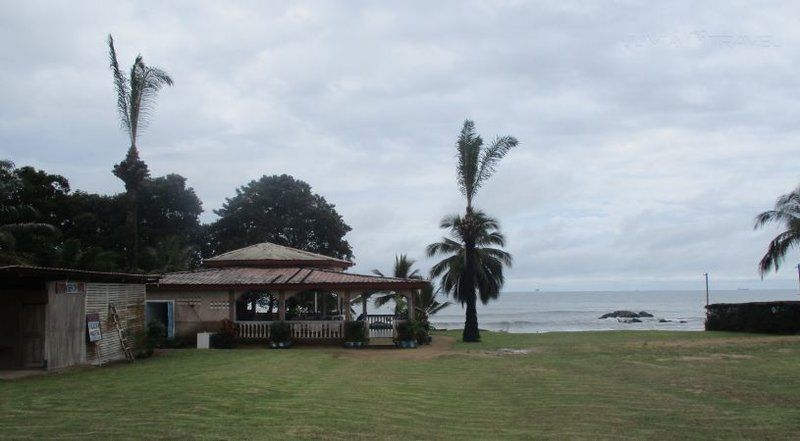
left=414, top=283, right=451, bottom=329
left=107, top=35, right=173, bottom=270
left=372, top=254, right=422, bottom=316
left=754, top=185, right=800, bottom=276
left=427, top=211, right=512, bottom=341
left=428, top=120, right=517, bottom=342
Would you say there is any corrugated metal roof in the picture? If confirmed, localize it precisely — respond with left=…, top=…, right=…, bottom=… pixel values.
left=0, top=265, right=158, bottom=283
left=204, top=242, right=352, bottom=268
left=152, top=266, right=428, bottom=290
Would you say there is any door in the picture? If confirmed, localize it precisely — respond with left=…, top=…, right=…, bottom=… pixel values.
left=20, top=303, right=45, bottom=368
left=145, top=301, right=174, bottom=340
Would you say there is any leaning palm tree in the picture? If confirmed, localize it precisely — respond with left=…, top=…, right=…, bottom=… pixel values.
left=429, top=120, right=517, bottom=342
left=107, top=35, right=173, bottom=270
left=754, top=185, right=800, bottom=276
left=428, top=210, right=512, bottom=341
left=372, top=254, right=422, bottom=316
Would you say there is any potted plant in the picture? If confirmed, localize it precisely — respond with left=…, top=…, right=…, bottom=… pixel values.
left=412, top=320, right=431, bottom=346
left=394, top=320, right=418, bottom=348
left=343, top=321, right=368, bottom=348
left=269, top=321, right=292, bottom=349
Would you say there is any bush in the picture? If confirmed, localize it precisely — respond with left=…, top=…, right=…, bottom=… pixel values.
left=706, top=301, right=800, bottom=334
left=146, top=320, right=167, bottom=349
left=411, top=320, right=429, bottom=345
left=395, top=320, right=414, bottom=341
left=270, top=321, right=292, bottom=343
left=211, top=319, right=238, bottom=349
left=344, top=321, right=367, bottom=343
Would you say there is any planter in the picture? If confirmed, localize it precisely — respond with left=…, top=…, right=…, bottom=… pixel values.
left=269, top=341, right=292, bottom=349
left=395, top=340, right=418, bottom=349
left=343, top=341, right=365, bottom=349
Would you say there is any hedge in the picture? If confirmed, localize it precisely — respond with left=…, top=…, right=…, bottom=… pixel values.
left=705, top=301, right=800, bottom=334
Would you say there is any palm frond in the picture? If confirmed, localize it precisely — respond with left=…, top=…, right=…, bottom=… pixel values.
left=758, top=229, right=800, bottom=276
left=107, top=35, right=131, bottom=136
left=475, top=135, right=518, bottom=193
left=456, top=120, right=482, bottom=206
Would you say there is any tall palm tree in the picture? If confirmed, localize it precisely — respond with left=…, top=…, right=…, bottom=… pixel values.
left=372, top=254, right=422, bottom=316
left=107, top=35, right=173, bottom=270
left=754, top=185, right=800, bottom=276
left=428, top=120, right=517, bottom=342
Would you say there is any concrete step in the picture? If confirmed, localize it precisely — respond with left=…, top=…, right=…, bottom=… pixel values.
left=368, top=337, right=395, bottom=346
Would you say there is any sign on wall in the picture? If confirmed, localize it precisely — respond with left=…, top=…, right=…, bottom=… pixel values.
left=55, top=281, right=86, bottom=294
left=86, top=312, right=102, bottom=342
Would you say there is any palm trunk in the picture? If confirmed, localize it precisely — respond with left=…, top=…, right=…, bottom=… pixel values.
left=126, top=185, right=139, bottom=270
left=462, top=240, right=481, bottom=342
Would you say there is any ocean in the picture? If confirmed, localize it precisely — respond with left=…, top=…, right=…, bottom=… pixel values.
left=425, top=289, right=800, bottom=333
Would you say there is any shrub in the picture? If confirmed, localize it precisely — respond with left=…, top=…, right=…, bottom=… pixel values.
left=270, top=321, right=292, bottom=343
left=706, top=301, right=800, bottom=334
left=146, top=320, right=167, bottom=349
left=411, top=319, right=429, bottom=345
left=211, top=319, right=238, bottom=349
left=395, top=320, right=414, bottom=341
left=133, top=329, right=153, bottom=358
left=344, top=321, right=367, bottom=343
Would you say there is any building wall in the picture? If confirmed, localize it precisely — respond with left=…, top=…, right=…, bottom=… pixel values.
left=0, top=286, right=46, bottom=369
left=44, top=284, right=86, bottom=370
left=146, top=290, right=232, bottom=339
left=84, top=283, right=145, bottom=367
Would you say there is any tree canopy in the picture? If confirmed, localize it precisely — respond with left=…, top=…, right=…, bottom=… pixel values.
left=209, top=174, right=353, bottom=260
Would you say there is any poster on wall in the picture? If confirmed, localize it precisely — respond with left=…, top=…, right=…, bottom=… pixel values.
left=56, top=281, right=86, bottom=294
left=86, top=312, right=102, bottom=342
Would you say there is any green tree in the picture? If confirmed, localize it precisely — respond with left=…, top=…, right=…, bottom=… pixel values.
left=107, top=34, right=173, bottom=270
left=372, top=254, right=422, bottom=315
left=754, top=185, right=800, bottom=275
left=428, top=120, right=517, bottom=342
left=0, top=161, right=59, bottom=264
left=210, top=174, right=353, bottom=259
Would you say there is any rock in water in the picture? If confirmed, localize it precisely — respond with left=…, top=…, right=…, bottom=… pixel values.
left=638, top=311, right=654, bottom=318
left=599, top=310, right=639, bottom=319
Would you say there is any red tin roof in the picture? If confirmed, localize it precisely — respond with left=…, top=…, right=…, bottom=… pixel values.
left=151, top=266, right=428, bottom=291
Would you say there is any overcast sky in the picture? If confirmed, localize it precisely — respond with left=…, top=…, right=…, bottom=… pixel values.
left=2, top=1, right=800, bottom=291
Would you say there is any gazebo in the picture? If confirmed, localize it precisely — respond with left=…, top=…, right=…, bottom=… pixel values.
left=147, top=242, right=429, bottom=344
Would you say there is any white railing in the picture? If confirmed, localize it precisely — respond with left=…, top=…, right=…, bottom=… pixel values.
left=235, top=321, right=344, bottom=340
left=365, top=314, right=406, bottom=338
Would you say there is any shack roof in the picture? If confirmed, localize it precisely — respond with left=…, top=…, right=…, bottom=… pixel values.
left=151, top=266, right=428, bottom=291
left=0, top=265, right=159, bottom=284
left=204, top=242, right=353, bottom=269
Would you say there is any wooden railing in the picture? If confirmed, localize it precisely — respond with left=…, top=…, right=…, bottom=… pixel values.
left=235, top=321, right=343, bottom=340
left=364, top=314, right=403, bottom=338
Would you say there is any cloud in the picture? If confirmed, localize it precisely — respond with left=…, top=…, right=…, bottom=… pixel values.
left=1, top=1, right=799, bottom=290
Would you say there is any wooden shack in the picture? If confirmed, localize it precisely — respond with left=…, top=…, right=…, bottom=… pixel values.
left=0, top=265, right=157, bottom=371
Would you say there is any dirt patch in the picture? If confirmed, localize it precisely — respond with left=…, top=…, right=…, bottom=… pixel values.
left=479, top=348, right=540, bottom=357
left=665, top=353, right=755, bottom=362
left=329, top=334, right=460, bottom=361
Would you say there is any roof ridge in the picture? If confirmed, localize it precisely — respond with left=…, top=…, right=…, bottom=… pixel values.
left=315, top=267, right=428, bottom=283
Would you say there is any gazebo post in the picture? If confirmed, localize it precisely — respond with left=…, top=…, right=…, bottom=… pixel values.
left=344, top=291, right=352, bottom=321
left=406, top=289, right=415, bottom=321
left=278, top=291, right=286, bottom=321
left=361, top=292, right=368, bottom=320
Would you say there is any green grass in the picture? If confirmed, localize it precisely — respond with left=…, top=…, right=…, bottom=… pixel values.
left=1, top=331, right=799, bottom=440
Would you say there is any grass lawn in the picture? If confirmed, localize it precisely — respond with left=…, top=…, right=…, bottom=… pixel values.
left=1, top=331, right=799, bottom=440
